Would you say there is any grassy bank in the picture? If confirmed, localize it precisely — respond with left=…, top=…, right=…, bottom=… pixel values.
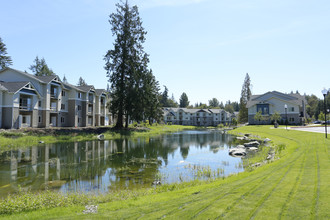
left=0, top=124, right=197, bottom=152
left=1, top=126, right=329, bottom=219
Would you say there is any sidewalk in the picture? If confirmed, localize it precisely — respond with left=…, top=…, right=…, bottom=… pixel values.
left=290, top=126, right=327, bottom=133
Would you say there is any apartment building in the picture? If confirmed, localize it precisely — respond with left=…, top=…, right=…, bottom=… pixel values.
left=0, top=67, right=109, bottom=129
left=247, top=91, right=306, bottom=125
left=163, top=108, right=234, bottom=126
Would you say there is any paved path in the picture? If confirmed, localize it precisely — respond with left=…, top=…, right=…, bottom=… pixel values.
left=290, top=126, right=327, bottom=133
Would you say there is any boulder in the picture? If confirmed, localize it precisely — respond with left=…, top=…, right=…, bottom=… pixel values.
left=244, top=141, right=260, bottom=148
left=236, top=136, right=249, bottom=141
left=264, top=138, right=271, bottom=143
left=97, top=134, right=104, bottom=140
left=229, top=147, right=247, bottom=156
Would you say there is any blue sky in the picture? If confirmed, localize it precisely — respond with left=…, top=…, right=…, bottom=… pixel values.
left=1, top=0, right=329, bottom=104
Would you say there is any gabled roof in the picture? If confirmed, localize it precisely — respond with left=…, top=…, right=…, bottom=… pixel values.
left=0, top=67, right=45, bottom=84
left=95, top=89, right=107, bottom=96
left=77, top=85, right=95, bottom=93
left=35, top=75, right=59, bottom=84
left=62, top=82, right=85, bottom=92
left=163, top=108, right=230, bottom=115
left=0, top=67, right=61, bottom=85
left=247, top=91, right=305, bottom=108
left=0, top=81, right=41, bottom=97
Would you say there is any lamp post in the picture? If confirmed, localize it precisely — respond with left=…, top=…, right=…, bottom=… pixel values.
left=322, top=88, right=328, bottom=138
left=284, top=104, right=288, bottom=130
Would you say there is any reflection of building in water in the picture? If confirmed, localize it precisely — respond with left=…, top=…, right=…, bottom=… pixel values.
left=0, top=132, right=236, bottom=196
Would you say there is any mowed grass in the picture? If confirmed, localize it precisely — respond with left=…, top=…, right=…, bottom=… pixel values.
left=1, top=126, right=329, bottom=219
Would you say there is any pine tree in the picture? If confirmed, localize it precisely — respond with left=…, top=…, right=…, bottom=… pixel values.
left=208, top=98, right=220, bottom=108
left=0, top=37, right=13, bottom=69
left=179, top=92, right=189, bottom=108
left=104, top=0, right=160, bottom=128
left=238, top=73, right=252, bottom=123
left=77, top=77, right=87, bottom=86
left=29, top=56, right=55, bottom=76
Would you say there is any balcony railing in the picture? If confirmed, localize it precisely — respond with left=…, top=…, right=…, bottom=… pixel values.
left=19, top=104, right=32, bottom=111
left=50, top=92, right=58, bottom=99
left=50, top=106, right=57, bottom=112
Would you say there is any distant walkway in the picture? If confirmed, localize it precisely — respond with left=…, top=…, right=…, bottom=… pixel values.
left=290, top=126, right=327, bottom=133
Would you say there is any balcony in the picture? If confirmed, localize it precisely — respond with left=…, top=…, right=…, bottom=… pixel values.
left=19, top=104, right=32, bottom=111
left=50, top=103, right=58, bottom=112
left=88, top=96, right=94, bottom=103
left=50, top=94, right=58, bottom=100
left=19, top=97, right=32, bottom=111
left=88, top=107, right=93, bottom=114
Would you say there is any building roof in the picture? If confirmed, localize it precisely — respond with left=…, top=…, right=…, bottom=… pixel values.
left=0, top=81, right=41, bottom=97
left=0, top=67, right=45, bottom=84
left=62, top=82, right=85, bottom=92
left=0, top=81, right=30, bottom=93
left=163, top=108, right=230, bottom=115
left=77, top=85, right=95, bottom=93
left=95, top=89, right=106, bottom=96
left=247, top=91, right=305, bottom=108
left=35, top=75, right=58, bottom=84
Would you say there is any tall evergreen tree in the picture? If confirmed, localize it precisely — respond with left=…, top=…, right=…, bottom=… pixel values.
left=238, top=73, right=252, bottom=123
left=77, top=77, right=87, bottom=86
left=0, top=37, right=13, bottom=69
left=209, top=98, right=220, bottom=108
left=179, top=92, right=189, bottom=107
left=104, top=0, right=160, bottom=128
left=160, top=86, right=169, bottom=107
left=29, top=56, right=55, bottom=76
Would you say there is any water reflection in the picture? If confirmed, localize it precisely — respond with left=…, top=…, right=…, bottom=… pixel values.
left=0, top=130, right=243, bottom=197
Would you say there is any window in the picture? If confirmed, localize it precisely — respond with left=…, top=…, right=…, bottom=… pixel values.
left=78, top=118, right=81, bottom=123
left=78, top=92, right=82, bottom=99
left=61, top=117, right=65, bottom=123
left=257, top=104, right=269, bottom=115
left=22, top=116, right=26, bottom=124
left=62, top=90, right=66, bottom=97
left=38, top=101, right=41, bottom=107
left=291, top=107, right=294, bottom=112
left=61, top=104, right=65, bottom=110
left=78, top=105, right=81, bottom=111
left=289, top=117, right=295, bottom=122
left=39, top=116, right=42, bottom=123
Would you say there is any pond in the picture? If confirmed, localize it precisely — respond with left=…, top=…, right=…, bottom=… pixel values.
left=0, top=130, right=244, bottom=197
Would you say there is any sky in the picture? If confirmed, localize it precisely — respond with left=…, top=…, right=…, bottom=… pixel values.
left=1, top=0, right=330, bottom=105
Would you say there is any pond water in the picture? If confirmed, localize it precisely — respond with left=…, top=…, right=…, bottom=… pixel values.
left=0, top=130, right=244, bottom=197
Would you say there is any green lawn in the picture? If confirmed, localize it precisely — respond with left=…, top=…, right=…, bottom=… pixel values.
left=1, top=126, right=329, bottom=219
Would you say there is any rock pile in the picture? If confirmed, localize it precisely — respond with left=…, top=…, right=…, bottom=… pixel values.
left=83, top=205, right=98, bottom=214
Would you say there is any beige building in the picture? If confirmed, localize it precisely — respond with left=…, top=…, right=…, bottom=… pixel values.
left=247, top=91, right=306, bottom=125
left=0, top=67, right=110, bottom=129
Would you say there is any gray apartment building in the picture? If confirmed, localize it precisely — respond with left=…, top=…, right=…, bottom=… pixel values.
left=0, top=67, right=110, bottom=129
left=163, top=108, right=234, bottom=126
